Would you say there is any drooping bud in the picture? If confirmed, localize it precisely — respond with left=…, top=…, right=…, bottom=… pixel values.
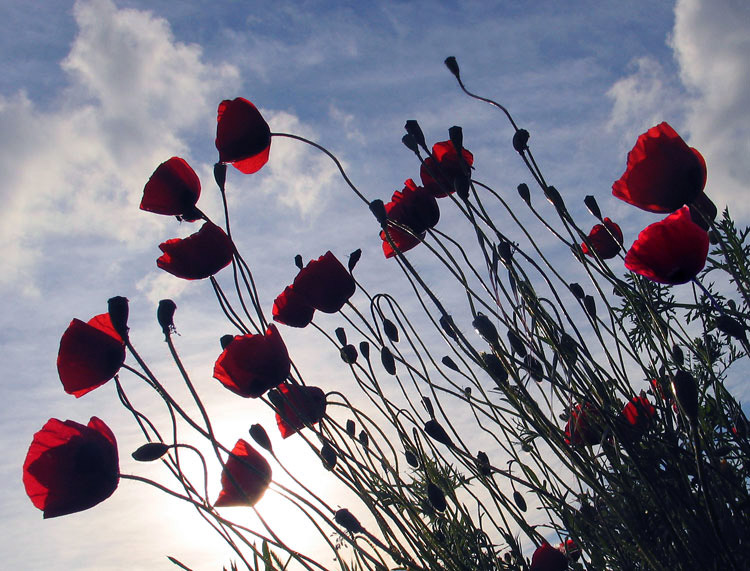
left=512, top=129, right=530, bottom=153
left=157, top=299, right=177, bottom=336
left=404, top=120, right=427, bottom=150
left=424, top=419, right=453, bottom=447
left=441, top=356, right=460, bottom=371
left=517, top=183, right=531, bottom=206
left=584, top=195, right=602, bottom=220
left=335, top=327, right=347, bottom=345
left=482, top=353, right=508, bottom=388
left=369, top=199, right=387, bottom=227
left=346, top=419, right=356, bottom=437
left=383, top=319, right=399, bottom=342
left=335, top=509, right=363, bottom=534
left=347, top=248, right=362, bottom=272
left=473, top=313, right=499, bottom=347
left=132, top=442, right=170, bottom=462
left=108, top=296, right=129, bottom=341
left=381, top=347, right=396, bottom=374
left=444, top=56, right=460, bottom=79
left=672, top=370, right=699, bottom=422
left=213, top=162, right=227, bottom=191
left=249, top=424, right=273, bottom=453
left=427, top=482, right=447, bottom=512
left=512, top=490, right=527, bottom=512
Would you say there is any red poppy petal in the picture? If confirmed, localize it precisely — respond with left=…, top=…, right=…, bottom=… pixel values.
left=215, top=98, right=271, bottom=174
left=215, top=439, right=271, bottom=507
left=293, top=251, right=356, bottom=313
left=272, top=286, right=315, bottom=328
left=157, top=222, right=234, bottom=280
left=274, top=384, right=326, bottom=438
left=140, top=157, right=201, bottom=217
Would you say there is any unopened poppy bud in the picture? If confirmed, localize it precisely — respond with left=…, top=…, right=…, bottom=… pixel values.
left=440, top=314, right=458, bottom=341
left=524, top=355, right=544, bottom=382
left=427, top=481, right=447, bottom=512
left=672, top=370, right=699, bottom=422
left=220, top=334, right=234, bottom=349
left=422, top=397, right=435, bottom=418
left=569, top=283, right=585, bottom=299
left=448, top=126, right=463, bottom=155
left=369, top=199, right=388, bottom=226
left=382, top=319, right=399, bottom=342
left=497, top=241, right=513, bottom=267
left=584, top=195, right=602, bottom=220
left=405, top=449, right=419, bottom=468
left=716, top=315, right=747, bottom=341
left=358, top=430, right=369, bottom=447
left=672, top=344, right=685, bottom=366
left=347, top=248, right=361, bottom=272
left=249, top=424, right=273, bottom=453
left=402, top=133, right=419, bottom=153
left=473, top=313, right=499, bottom=347
left=454, top=172, right=470, bottom=200
left=512, top=129, right=530, bottom=153
left=544, top=185, right=566, bottom=213
left=381, top=347, right=396, bottom=374
left=108, top=296, right=129, bottom=341
left=335, top=327, right=347, bottom=345
left=441, top=356, right=459, bottom=371
left=507, top=330, right=527, bottom=357
left=267, top=388, right=284, bottom=410
left=482, top=352, right=508, bottom=387
left=359, top=341, right=370, bottom=360
left=132, top=442, right=170, bottom=462
left=517, top=183, right=531, bottom=205
left=320, top=442, right=337, bottom=470
left=294, top=254, right=303, bottom=269
left=340, top=344, right=358, bottom=364
left=346, top=419, right=356, bottom=437
left=404, top=120, right=426, bottom=150
left=476, top=451, right=491, bottom=476
left=558, top=333, right=578, bottom=365
left=444, top=56, right=460, bottom=79
left=424, top=419, right=453, bottom=447
left=512, top=490, right=527, bottom=512
left=157, top=299, right=177, bottom=336
left=584, top=295, right=596, bottom=318
left=335, top=509, right=363, bottom=534
left=213, top=162, right=226, bottom=191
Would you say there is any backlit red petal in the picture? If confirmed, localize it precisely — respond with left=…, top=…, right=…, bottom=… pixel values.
left=157, top=222, right=234, bottom=280
left=214, top=439, right=271, bottom=507
left=140, top=157, right=201, bottom=218
left=215, top=98, right=271, bottom=174
left=293, top=251, right=355, bottom=313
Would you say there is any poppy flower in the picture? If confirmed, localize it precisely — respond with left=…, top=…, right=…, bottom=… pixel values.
left=556, top=539, right=581, bottom=562
left=274, top=384, right=327, bottom=438
left=214, top=439, right=271, bottom=507
left=213, top=325, right=290, bottom=398
left=293, top=251, right=355, bottom=313
left=157, top=221, right=235, bottom=280
left=272, top=285, right=315, bottom=328
left=23, top=416, right=119, bottom=518
left=564, top=403, right=603, bottom=447
left=57, top=313, right=125, bottom=397
left=613, top=122, right=707, bottom=213
left=420, top=140, right=474, bottom=198
left=624, top=206, right=709, bottom=285
left=380, top=179, right=440, bottom=258
left=215, top=98, right=271, bottom=174
left=580, top=217, right=623, bottom=260
left=621, top=395, right=656, bottom=437
left=530, top=541, right=569, bottom=571
left=140, top=157, right=201, bottom=221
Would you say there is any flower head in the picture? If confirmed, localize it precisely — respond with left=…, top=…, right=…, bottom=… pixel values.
left=213, top=325, right=290, bottom=398
left=380, top=179, right=440, bottom=258
left=293, top=251, right=355, bottom=313
left=613, top=122, right=707, bottom=213
left=215, top=98, right=271, bottom=174
left=214, top=439, right=271, bottom=507
left=581, top=217, right=623, bottom=260
left=157, top=221, right=234, bottom=280
left=564, top=402, right=603, bottom=447
left=624, top=206, right=709, bottom=285
left=621, top=395, right=657, bottom=438
left=420, top=140, right=474, bottom=198
left=23, top=417, right=119, bottom=518
left=272, top=285, right=315, bottom=328
left=530, top=541, right=569, bottom=571
left=274, top=384, right=327, bottom=438
left=57, top=313, right=125, bottom=397
left=140, top=157, right=201, bottom=221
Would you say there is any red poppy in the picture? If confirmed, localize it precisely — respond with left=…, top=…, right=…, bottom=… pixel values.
left=613, top=122, right=707, bottom=213
left=420, top=140, right=474, bottom=198
left=274, top=384, right=327, bottom=438
left=23, top=416, right=119, bottom=518
left=530, top=541, right=569, bottom=571
left=581, top=217, right=623, bottom=260
left=57, top=313, right=125, bottom=397
left=157, top=221, right=235, bottom=280
left=293, top=251, right=356, bottom=313
left=272, top=285, right=315, bottom=328
left=380, top=179, right=440, bottom=258
left=556, top=539, right=581, bottom=562
left=624, top=206, right=709, bottom=285
left=215, top=98, right=271, bottom=174
left=213, top=325, right=290, bottom=398
left=140, top=157, right=201, bottom=221
left=214, top=439, right=271, bottom=507
left=621, top=395, right=657, bottom=437
left=564, top=403, right=603, bottom=446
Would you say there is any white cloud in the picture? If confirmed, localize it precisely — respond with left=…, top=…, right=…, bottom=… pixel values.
left=0, top=0, right=239, bottom=291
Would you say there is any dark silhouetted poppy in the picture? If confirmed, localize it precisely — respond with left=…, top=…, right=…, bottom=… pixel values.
left=213, top=325, right=290, bottom=398
left=564, top=403, right=603, bottom=446
left=613, top=122, right=707, bottom=213
left=274, top=384, right=327, bottom=438
left=293, top=251, right=355, bottom=313
left=624, top=206, right=709, bottom=285
left=530, top=541, right=569, bottom=571
left=581, top=217, right=623, bottom=260
left=215, top=98, right=271, bottom=174
left=420, top=140, right=474, bottom=198
left=380, top=179, right=440, bottom=258
left=140, top=157, right=201, bottom=221
left=272, top=285, right=315, bottom=327
left=621, top=395, right=656, bottom=438
left=214, top=439, right=271, bottom=507
left=557, top=539, right=581, bottom=562
left=23, top=417, right=119, bottom=518
left=57, top=313, right=125, bottom=397
left=157, top=221, right=234, bottom=280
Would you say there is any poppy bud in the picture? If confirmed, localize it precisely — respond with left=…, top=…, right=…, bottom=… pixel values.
left=405, top=449, right=419, bottom=468
left=454, top=172, right=470, bottom=200
left=544, top=185, right=566, bottom=213
left=524, top=355, right=544, bottom=382
left=381, top=347, right=396, bottom=374
left=689, top=193, right=718, bottom=230
left=442, top=356, right=459, bottom=371
left=220, top=334, right=234, bottom=349
left=444, top=56, right=460, bottom=79
left=716, top=315, right=747, bottom=341
left=132, top=442, right=170, bottom=462
left=108, top=296, right=129, bottom=341
left=672, top=370, right=699, bottom=422
left=424, top=419, right=453, bottom=447
left=427, top=482, right=447, bottom=512
left=512, top=129, right=530, bottom=153
left=422, top=397, right=435, bottom=418
left=507, top=330, right=527, bottom=357
left=249, top=424, right=273, bottom=453
left=584, top=195, right=602, bottom=220
left=320, top=442, right=337, bottom=470
left=213, top=162, right=226, bottom=191
left=383, top=319, right=399, bottom=342
left=402, top=133, right=419, bottom=153
left=347, top=248, right=361, bottom=272
left=267, top=388, right=284, bottom=410
left=340, top=344, right=358, bottom=364
left=448, top=126, right=463, bottom=155
left=476, top=451, right=491, bottom=476
left=440, top=314, right=458, bottom=341
left=558, top=333, right=578, bottom=365
left=517, top=183, right=531, bottom=206
left=473, top=313, right=499, bottom=347
left=672, top=344, right=685, bottom=366
left=359, top=341, right=370, bottom=360
left=335, top=327, right=347, bottom=345
left=294, top=254, right=303, bottom=269
left=157, top=299, right=177, bottom=336
left=404, top=120, right=427, bottom=150
left=346, top=419, right=356, bottom=437
left=358, top=430, right=369, bottom=447
left=512, top=490, right=527, bottom=512
left=481, top=352, right=508, bottom=388
left=335, top=508, right=363, bottom=534
left=369, top=199, right=388, bottom=227
left=584, top=295, right=596, bottom=318
left=569, top=283, right=585, bottom=299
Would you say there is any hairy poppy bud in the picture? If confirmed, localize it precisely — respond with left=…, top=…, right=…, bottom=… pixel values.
left=249, top=424, right=273, bottom=453
left=108, top=296, right=129, bottom=341
left=404, top=120, right=426, bottom=150
left=473, top=313, right=499, bottom=347
left=427, top=482, right=447, bottom=512
left=672, top=370, right=699, bottom=422
left=512, top=129, right=530, bottom=153
left=482, top=353, right=508, bottom=388
left=320, top=442, right=336, bottom=470
left=507, top=330, right=527, bottom=357
left=220, top=334, right=234, bottom=349
left=513, top=490, right=527, bottom=512
left=476, top=451, right=491, bottom=476
left=424, top=419, right=453, bottom=447
left=340, top=344, right=358, bottom=364
left=569, top=283, right=585, bottom=299
left=382, top=319, right=399, bottom=342
left=369, top=199, right=387, bottom=227
left=584, top=195, right=602, bottom=220
left=544, top=185, right=566, bottom=213
left=132, top=442, right=170, bottom=462
left=346, top=419, right=356, bottom=437
left=517, top=183, right=531, bottom=205
left=157, top=299, right=177, bottom=336
left=442, top=356, right=459, bottom=371
left=335, top=509, right=363, bottom=534
left=381, top=347, right=396, bottom=374
left=444, top=56, right=460, bottom=79
left=405, top=449, right=419, bottom=468
left=347, top=248, right=361, bottom=272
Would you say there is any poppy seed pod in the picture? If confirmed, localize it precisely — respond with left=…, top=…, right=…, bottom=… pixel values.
left=340, top=344, right=358, bottom=364
left=157, top=299, right=177, bottom=336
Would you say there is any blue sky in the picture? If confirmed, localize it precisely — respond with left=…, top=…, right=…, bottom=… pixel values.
left=2, top=0, right=749, bottom=568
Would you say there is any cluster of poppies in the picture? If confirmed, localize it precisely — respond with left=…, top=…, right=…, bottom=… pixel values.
left=564, top=395, right=657, bottom=447
left=529, top=539, right=580, bottom=571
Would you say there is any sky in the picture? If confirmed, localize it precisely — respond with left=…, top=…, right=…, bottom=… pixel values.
left=1, top=0, right=749, bottom=569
